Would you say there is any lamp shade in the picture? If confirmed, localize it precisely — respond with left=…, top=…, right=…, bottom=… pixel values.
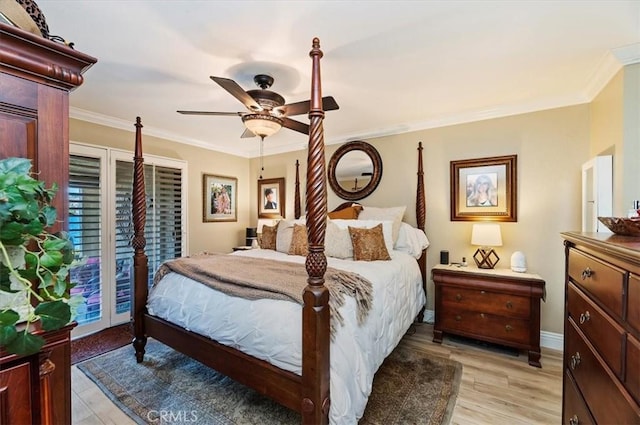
left=242, top=114, right=282, bottom=138
left=471, top=224, right=503, bottom=247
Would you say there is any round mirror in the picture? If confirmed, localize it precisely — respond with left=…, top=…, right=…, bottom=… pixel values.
left=328, top=141, right=382, bottom=201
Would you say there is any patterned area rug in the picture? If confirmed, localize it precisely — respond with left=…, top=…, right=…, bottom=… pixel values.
left=71, top=324, right=132, bottom=364
left=78, top=338, right=461, bottom=425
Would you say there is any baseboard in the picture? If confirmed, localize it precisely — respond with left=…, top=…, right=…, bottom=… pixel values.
left=540, top=330, right=563, bottom=351
left=422, top=309, right=564, bottom=352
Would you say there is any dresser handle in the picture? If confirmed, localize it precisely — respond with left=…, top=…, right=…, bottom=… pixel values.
left=581, top=267, right=593, bottom=280
left=569, top=414, right=580, bottom=425
left=579, top=311, right=590, bottom=324
left=506, top=300, right=513, bottom=309
left=505, top=324, right=513, bottom=332
left=455, top=293, right=462, bottom=301
left=570, top=352, right=581, bottom=370
left=455, top=315, right=461, bottom=321
left=480, top=290, right=486, bottom=294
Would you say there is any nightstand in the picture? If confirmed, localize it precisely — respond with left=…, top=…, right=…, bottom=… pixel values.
left=432, top=264, right=546, bottom=367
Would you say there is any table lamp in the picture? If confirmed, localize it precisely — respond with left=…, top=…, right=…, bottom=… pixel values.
left=471, top=223, right=502, bottom=269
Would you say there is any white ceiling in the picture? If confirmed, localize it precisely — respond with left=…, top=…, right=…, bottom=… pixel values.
left=38, top=1, right=640, bottom=158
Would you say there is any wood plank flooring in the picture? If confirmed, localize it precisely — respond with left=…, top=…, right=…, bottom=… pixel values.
left=71, top=323, right=563, bottom=424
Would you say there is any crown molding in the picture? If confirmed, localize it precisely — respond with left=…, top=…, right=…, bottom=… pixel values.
left=583, top=43, right=640, bottom=101
left=69, top=107, right=253, bottom=158
left=612, top=42, right=640, bottom=66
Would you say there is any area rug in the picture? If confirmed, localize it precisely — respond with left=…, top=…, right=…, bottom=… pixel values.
left=71, top=323, right=133, bottom=364
left=78, top=339, right=462, bottom=425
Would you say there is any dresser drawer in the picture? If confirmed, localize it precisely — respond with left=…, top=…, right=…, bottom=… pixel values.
left=563, top=370, right=595, bottom=425
left=566, top=319, right=640, bottom=424
left=440, top=310, right=530, bottom=345
left=568, top=282, right=625, bottom=376
left=568, top=249, right=625, bottom=317
left=627, top=333, right=640, bottom=405
left=629, top=274, right=640, bottom=335
left=440, top=285, right=530, bottom=318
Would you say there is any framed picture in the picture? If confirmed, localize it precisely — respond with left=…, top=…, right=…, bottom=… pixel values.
left=258, top=177, right=285, bottom=218
left=203, top=174, right=237, bottom=222
left=450, top=155, right=517, bottom=222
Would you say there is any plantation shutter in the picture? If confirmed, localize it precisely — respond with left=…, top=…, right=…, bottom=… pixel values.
left=69, top=155, right=103, bottom=325
left=114, top=161, right=183, bottom=314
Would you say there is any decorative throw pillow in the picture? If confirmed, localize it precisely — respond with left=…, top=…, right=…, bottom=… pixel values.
left=327, top=204, right=363, bottom=220
left=288, top=224, right=309, bottom=256
left=348, top=223, right=391, bottom=261
left=325, top=219, right=353, bottom=259
left=358, top=206, right=407, bottom=245
left=276, top=220, right=295, bottom=253
left=260, top=222, right=279, bottom=250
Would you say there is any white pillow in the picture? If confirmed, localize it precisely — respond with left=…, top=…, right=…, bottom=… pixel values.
left=275, top=219, right=306, bottom=253
left=325, top=219, right=353, bottom=259
left=331, top=219, right=394, bottom=254
left=358, top=206, right=406, bottom=244
left=275, top=220, right=295, bottom=253
left=395, top=222, right=430, bottom=258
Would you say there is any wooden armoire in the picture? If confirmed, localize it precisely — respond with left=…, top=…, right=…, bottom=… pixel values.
left=0, top=22, right=96, bottom=424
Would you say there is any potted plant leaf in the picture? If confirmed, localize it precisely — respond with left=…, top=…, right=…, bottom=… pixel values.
left=0, top=157, right=83, bottom=356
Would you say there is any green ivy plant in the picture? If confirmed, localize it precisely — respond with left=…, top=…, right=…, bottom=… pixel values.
left=0, top=157, right=83, bottom=356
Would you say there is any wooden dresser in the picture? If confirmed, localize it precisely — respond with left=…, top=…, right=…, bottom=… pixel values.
left=0, top=22, right=95, bottom=425
left=432, top=264, right=546, bottom=367
left=561, top=232, right=640, bottom=425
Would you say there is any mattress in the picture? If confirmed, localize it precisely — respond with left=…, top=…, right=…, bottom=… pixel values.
left=147, top=248, right=425, bottom=424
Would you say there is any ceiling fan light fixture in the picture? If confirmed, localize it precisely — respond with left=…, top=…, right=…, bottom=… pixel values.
left=242, top=114, right=283, bottom=138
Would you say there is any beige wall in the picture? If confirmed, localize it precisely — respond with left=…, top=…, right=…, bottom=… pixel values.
left=251, top=105, right=590, bottom=335
left=590, top=63, right=640, bottom=216
left=69, top=118, right=253, bottom=254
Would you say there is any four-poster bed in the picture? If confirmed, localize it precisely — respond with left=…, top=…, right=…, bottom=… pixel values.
left=132, top=38, right=428, bottom=424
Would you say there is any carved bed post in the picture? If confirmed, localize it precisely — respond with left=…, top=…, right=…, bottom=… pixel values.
left=132, top=117, right=149, bottom=362
left=416, top=141, right=427, bottom=322
left=302, top=37, right=330, bottom=424
left=295, top=159, right=301, bottom=219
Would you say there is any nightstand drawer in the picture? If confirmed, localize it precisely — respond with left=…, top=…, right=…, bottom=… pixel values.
left=440, top=310, right=530, bottom=345
left=567, top=283, right=625, bottom=376
left=568, top=248, right=625, bottom=318
left=441, top=286, right=530, bottom=318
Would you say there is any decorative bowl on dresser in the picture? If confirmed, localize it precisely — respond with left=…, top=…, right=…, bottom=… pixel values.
left=431, top=264, right=546, bottom=367
left=561, top=232, right=640, bottom=425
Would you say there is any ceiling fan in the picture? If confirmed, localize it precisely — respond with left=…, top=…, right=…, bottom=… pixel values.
left=177, top=74, right=339, bottom=139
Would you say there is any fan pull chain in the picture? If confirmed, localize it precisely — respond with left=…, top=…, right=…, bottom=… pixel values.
left=259, top=136, right=265, bottom=180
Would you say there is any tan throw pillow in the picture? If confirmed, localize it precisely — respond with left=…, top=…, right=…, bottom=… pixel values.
left=348, top=223, right=391, bottom=261
left=358, top=206, right=407, bottom=245
left=260, top=222, right=279, bottom=250
left=288, top=224, right=309, bottom=256
left=328, top=205, right=363, bottom=220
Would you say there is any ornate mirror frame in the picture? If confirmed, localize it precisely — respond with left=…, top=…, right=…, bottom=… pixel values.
left=328, top=140, right=383, bottom=201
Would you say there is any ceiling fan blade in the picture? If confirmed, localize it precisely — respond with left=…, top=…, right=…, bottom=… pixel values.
left=210, top=76, right=263, bottom=112
left=177, top=110, right=243, bottom=116
left=282, top=117, right=310, bottom=135
left=281, top=96, right=340, bottom=116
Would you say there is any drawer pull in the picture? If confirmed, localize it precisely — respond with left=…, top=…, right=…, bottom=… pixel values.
left=480, top=290, right=486, bottom=294
left=455, top=315, right=461, bottom=321
left=506, top=300, right=513, bottom=309
left=581, top=267, right=593, bottom=280
left=579, top=311, right=590, bottom=324
left=455, top=293, right=462, bottom=301
left=505, top=324, right=513, bottom=332
left=569, top=414, right=580, bottom=425
left=570, top=352, right=581, bottom=370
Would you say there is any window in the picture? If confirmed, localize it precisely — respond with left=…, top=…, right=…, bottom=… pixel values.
left=69, top=144, right=187, bottom=335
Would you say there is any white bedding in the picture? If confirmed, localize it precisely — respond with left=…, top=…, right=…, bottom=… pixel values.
left=147, top=248, right=425, bottom=424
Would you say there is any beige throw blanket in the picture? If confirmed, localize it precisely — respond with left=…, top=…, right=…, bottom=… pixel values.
left=153, top=253, right=373, bottom=335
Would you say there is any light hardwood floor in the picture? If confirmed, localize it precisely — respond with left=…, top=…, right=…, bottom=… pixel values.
left=71, top=323, right=563, bottom=424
